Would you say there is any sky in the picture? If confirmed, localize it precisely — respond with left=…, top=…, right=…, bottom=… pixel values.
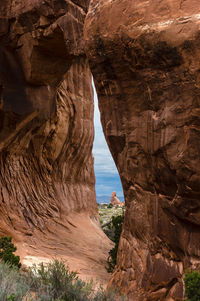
left=92, top=83, right=124, bottom=199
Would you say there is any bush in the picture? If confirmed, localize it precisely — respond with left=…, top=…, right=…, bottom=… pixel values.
left=29, top=260, right=92, bottom=301
left=0, top=236, right=21, bottom=268
left=107, top=214, right=124, bottom=273
left=31, top=260, right=127, bottom=300
left=0, top=258, right=126, bottom=300
left=184, top=270, right=200, bottom=301
left=0, top=261, right=30, bottom=301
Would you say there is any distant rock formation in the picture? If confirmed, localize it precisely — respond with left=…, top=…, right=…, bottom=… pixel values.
left=0, top=0, right=112, bottom=285
left=110, top=192, right=124, bottom=207
left=85, top=0, right=200, bottom=299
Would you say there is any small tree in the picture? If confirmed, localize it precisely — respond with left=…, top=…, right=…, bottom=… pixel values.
left=107, top=213, right=124, bottom=273
left=184, top=270, right=200, bottom=301
left=0, top=236, right=21, bottom=268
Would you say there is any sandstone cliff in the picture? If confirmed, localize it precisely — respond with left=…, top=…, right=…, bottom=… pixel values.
left=85, top=1, right=200, bottom=299
left=0, top=0, right=112, bottom=284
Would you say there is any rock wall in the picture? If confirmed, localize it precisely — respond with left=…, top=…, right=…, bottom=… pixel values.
left=0, top=0, right=112, bottom=284
left=84, top=1, right=200, bottom=299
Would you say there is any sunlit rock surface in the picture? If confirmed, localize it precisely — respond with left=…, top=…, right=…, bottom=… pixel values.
left=85, top=0, right=200, bottom=299
left=0, top=0, right=112, bottom=284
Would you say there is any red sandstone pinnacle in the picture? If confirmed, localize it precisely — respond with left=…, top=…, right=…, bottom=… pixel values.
left=110, top=192, right=124, bottom=207
left=84, top=0, right=200, bottom=300
left=0, top=0, right=112, bottom=285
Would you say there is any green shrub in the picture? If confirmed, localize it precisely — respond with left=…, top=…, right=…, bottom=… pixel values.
left=184, top=270, right=200, bottom=301
left=0, top=258, right=126, bottom=300
left=107, top=214, right=124, bottom=273
left=29, top=260, right=126, bottom=300
left=29, top=260, right=92, bottom=301
left=0, top=261, right=30, bottom=301
left=7, top=295, right=16, bottom=301
left=0, top=236, right=21, bottom=268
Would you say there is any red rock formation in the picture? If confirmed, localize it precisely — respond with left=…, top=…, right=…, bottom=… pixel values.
left=110, top=192, right=124, bottom=207
left=0, top=0, right=112, bottom=284
left=85, top=1, right=200, bottom=299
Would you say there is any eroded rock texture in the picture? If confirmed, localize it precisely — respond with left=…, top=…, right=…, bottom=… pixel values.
left=85, top=0, right=200, bottom=299
left=0, top=0, right=112, bottom=284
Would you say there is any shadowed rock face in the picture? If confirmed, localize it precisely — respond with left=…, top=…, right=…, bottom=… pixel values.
left=0, top=0, right=112, bottom=284
left=85, top=0, right=200, bottom=299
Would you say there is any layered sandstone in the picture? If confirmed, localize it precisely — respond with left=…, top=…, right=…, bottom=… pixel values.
left=85, top=1, right=200, bottom=299
left=0, top=0, right=112, bottom=284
